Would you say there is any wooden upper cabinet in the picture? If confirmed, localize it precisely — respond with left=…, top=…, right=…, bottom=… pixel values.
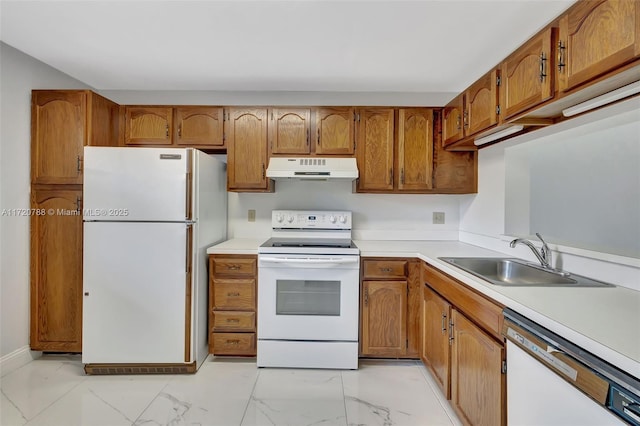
left=442, top=94, right=465, bottom=147
left=30, top=188, right=83, bottom=352
left=397, top=108, right=433, bottom=191
left=500, top=28, right=555, bottom=121
left=269, top=108, right=311, bottom=155
left=174, top=107, right=224, bottom=147
left=558, top=0, right=640, bottom=93
left=355, top=108, right=395, bottom=192
left=361, top=280, right=408, bottom=357
left=315, top=107, right=355, bottom=155
left=226, top=108, right=270, bottom=191
left=31, top=90, right=119, bottom=185
left=465, top=69, right=499, bottom=136
left=124, top=107, right=173, bottom=145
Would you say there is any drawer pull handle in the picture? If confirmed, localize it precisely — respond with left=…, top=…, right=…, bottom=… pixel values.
left=380, top=267, right=393, bottom=273
left=227, top=265, right=241, bottom=270
left=226, top=339, right=240, bottom=345
left=441, top=313, right=447, bottom=335
left=226, top=318, right=240, bottom=323
left=227, top=292, right=240, bottom=297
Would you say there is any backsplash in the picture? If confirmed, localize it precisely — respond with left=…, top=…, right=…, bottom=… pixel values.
left=227, top=179, right=463, bottom=241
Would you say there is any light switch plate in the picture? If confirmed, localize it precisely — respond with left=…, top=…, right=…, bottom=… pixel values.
left=248, top=209, right=256, bottom=222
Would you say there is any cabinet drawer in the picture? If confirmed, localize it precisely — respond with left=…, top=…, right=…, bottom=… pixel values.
left=213, top=279, right=255, bottom=310
left=213, top=257, right=256, bottom=276
left=212, top=332, right=256, bottom=356
left=213, top=311, right=255, bottom=332
left=363, top=259, right=408, bottom=279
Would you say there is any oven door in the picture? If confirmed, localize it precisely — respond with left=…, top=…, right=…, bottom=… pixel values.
left=258, top=254, right=360, bottom=341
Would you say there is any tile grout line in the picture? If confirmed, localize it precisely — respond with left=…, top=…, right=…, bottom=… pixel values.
left=414, top=360, right=461, bottom=426
left=238, top=365, right=262, bottom=426
left=1, top=388, right=28, bottom=424
left=339, top=370, right=349, bottom=426
left=130, top=378, right=174, bottom=425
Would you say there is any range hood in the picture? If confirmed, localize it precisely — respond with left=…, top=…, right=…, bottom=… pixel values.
left=266, top=157, right=359, bottom=181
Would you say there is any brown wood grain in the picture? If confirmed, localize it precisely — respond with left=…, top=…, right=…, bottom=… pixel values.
left=124, top=106, right=173, bottom=145
left=88, top=91, right=120, bottom=147
left=315, top=107, right=355, bottom=155
left=465, top=69, right=499, bottom=137
left=213, top=279, right=256, bottom=311
left=269, top=108, right=311, bottom=154
left=213, top=256, right=257, bottom=276
left=213, top=311, right=256, bottom=332
left=406, top=260, right=422, bottom=358
left=442, top=94, right=465, bottom=147
left=174, top=106, right=224, bottom=147
left=211, top=332, right=256, bottom=356
left=433, top=110, right=478, bottom=192
left=30, top=188, right=83, bottom=352
left=362, top=259, right=408, bottom=279
left=361, top=280, right=408, bottom=357
left=355, top=108, right=395, bottom=191
left=397, top=108, right=433, bottom=191
left=422, top=285, right=452, bottom=398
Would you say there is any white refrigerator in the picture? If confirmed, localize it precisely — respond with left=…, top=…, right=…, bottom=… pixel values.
left=82, top=147, right=226, bottom=373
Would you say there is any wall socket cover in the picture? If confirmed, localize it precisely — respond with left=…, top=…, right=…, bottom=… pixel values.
left=433, top=212, right=445, bottom=224
left=248, top=209, right=256, bottom=222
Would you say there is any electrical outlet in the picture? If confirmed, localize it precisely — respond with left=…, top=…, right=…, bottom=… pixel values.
left=433, top=212, right=445, bottom=224
left=248, top=209, right=256, bottom=222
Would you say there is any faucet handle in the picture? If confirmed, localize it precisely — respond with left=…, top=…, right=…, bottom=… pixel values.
left=535, top=233, right=552, bottom=265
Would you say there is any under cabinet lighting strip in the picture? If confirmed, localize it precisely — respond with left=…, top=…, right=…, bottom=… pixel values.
left=562, top=80, right=640, bottom=117
left=474, top=125, right=524, bottom=146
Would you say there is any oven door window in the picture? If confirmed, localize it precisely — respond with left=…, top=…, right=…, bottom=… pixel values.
left=276, top=280, right=340, bottom=316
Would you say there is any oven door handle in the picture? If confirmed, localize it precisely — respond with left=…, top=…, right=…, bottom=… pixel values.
left=259, top=256, right=359, bottom=265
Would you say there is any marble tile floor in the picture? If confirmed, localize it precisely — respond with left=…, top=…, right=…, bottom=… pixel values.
left=1, top=355, right=461, bottom=426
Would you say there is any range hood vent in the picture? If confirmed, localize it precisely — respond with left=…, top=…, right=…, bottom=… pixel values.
left=266, top=157, right=359, bottom=181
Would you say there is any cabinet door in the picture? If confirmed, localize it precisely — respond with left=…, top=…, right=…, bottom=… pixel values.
left=422, top=286, right=451, bottom=398
left=442, top=94, right=465, bottom=147
left=500, top=28, right=555, bottom=120
left=315, top=107, right=355, bottom=155
left=30, top=189, right=83, bottom=352
left=174, top=107, right=224, bottom=147
left=465, top=69, right=499, bottom=137
left=31, top=91, right=86, bottom=185
left=269, top=108, right=311, bottom=154
left=355, top=108, right=395, bottom=192
left=124, top=107, right=173, bottom=145
left=451, top=309, right=505, bottom=426
left=361, top=280, right=407, bottom=357
left=226, top=108, right=270, bottom=191
left=559, top=0, right=640, bottom=92
left=397, top=108, right=433, bottom=191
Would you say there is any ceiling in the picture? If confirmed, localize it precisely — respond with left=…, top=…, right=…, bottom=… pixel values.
left=1, top=0, right=576, bottom=95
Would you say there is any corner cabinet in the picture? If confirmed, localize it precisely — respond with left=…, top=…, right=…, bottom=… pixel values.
left=360, top=258, right=421, bottom=358
left=30, top=90, right=119, bottom=353
left=225, top=107, right=271, bottom=192
left=422, top=263, right=506, bottom=426
left=558, top=0, right=640, bottom=93
left=209, top=254, right=257, bottom=356
left=442, top=94, right=465, bottom=148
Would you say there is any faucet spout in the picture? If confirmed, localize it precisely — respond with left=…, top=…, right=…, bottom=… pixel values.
left=510, top=233, right=553, bottom=269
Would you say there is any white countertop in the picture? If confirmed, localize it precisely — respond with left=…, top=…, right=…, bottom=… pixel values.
left=207, top=238, right=640, bottom=376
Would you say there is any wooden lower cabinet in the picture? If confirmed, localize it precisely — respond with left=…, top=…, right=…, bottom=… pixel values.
left=209, top=254, right=257, bottom=356
left=30, top=188, right=83, bottom=352
left=422, top=263, right=506, bottom=426
left=360, top=258, right=420, bottom=358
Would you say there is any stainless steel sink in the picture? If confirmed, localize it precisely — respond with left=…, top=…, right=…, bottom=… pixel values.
left=438, top=257, right=614, bottom=287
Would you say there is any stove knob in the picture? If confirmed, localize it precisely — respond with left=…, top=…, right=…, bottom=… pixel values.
left=329, top=215, right=337, bottom=223
left=287, top=214, right=295, bottom=223
left=339, top=215, right=347, bottom=224
left=275, top=213, right=284, bottom=223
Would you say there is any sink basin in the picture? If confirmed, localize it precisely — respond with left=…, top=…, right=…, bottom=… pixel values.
left=438, top=257, right=614, bottom=287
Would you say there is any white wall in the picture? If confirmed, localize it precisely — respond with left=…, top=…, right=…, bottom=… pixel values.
left=228, top=180, right=462, bottom=241
left=459, top=97, right=640, bottom=291
left=0, top=43, right=90, bottom=362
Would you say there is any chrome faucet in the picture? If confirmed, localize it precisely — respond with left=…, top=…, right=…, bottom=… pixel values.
left=510, top=233, right=552, bottom=269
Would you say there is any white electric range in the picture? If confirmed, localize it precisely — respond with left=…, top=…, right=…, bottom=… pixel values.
left=257, top=210, right=360, bottom=369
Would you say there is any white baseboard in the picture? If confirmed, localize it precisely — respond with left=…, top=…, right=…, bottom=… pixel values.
left=1, top=346, right=41, bottom=377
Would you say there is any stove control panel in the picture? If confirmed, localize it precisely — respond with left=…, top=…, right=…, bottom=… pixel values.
left=272, top=210, right=352, bottom=229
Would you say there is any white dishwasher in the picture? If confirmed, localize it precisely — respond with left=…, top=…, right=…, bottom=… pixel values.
left=504, top=309, right=639, bottom=426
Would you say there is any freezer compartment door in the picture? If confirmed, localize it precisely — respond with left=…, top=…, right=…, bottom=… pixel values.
left=83, top=147, right=190, bottom=221
left=82, top=222, right=191, bottom=364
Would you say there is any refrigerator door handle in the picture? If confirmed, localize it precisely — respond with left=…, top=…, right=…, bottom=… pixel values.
left=184, top=223, right=193, bottom=362
left=185, top=150, right=193, bottom=221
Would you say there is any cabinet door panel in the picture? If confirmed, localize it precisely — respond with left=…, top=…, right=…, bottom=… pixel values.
left=226, top=108, right=269, bottom=191
left=398, top=108, right=433, bottom=191
left=559, top=0, right=640, bottom=92
left=451, top=310, right=505, bottom=426
left=356, top=108, right=395, bottom=191
left=361, top=280, right=407, bottom=357
left=465, top=70, right=499, bottom=136
left=442, top=94, right=465, bottom=147
left=175, top=107, right=224, bottom=147
left=500, top=28, right=555, bottom=120
left=316, top=107, right=355, bottom=155
left=125, top=107, right=173, bottom=145
left=31, top=91, right=86, bottom=185
left=30, top=189, right=83, bottom=352
left=270, top=108, right=311, bottom=154
left=422, top=286, right=451, bottom=398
